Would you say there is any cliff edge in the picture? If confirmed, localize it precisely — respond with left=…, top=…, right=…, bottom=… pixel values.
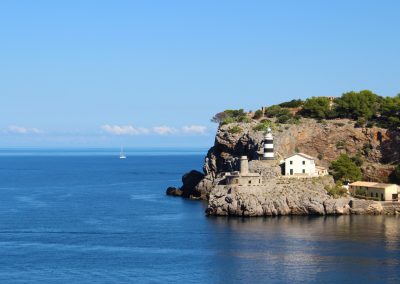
left=167, top=118, right=400, bottom=216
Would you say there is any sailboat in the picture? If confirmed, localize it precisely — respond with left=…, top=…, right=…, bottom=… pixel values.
left=119, top=147, right=127, bottom=159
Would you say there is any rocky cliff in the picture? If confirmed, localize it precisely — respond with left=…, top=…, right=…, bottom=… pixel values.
left=167, top=118, right=400, bottom=216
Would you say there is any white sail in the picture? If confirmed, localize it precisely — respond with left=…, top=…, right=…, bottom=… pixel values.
left=119, top=146, right=127, bottom=159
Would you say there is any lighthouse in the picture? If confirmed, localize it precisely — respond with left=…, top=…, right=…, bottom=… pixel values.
left=263, top=127, right=274, bottom=160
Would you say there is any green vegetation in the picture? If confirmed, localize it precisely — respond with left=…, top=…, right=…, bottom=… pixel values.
left=325, top=182, right=348, bottom=198
left=264, top=105, right=300, bottom=124
left=265, top=90, right=399, bottom=129
left=317, top=153, right=323, bottom=160
left=351, top=152, right=364, bottom=167
left=335, top=140, right=346, bottom=149
left=300, top=97, right=333, bottom=119
left=228, top=125, right=243, bottom=134
left=211, top=109, right=251, bottom=125
left=378, top=94, right=400, bottom=129
left=330, top=154, right=362, bottom=182
left=253, top=120, right=273, bottom=132
left=253, top=109, right=264, bottom=119
left=335, top=90, right=378, bottom=120
left=278, top=99, right=303, bottom=108
left=362, top=142, right=373, bottom=155
left=212, top=90, right=400, bottom=130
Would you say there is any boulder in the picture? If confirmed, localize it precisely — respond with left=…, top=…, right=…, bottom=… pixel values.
left=180, top=170, right=205, bottom=198
left=349, top=199, right=383, bottom=215
left=324, top=198, right=351, bottom=215
left=165, top=187, right=183, bottom=197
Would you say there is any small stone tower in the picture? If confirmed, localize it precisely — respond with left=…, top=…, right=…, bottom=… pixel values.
left=263, top=127, right=274, bottom=160
left=240, top=156, right=249, bottom=174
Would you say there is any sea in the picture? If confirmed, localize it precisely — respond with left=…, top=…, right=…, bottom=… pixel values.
left=0, top=148, right=399, bottom=284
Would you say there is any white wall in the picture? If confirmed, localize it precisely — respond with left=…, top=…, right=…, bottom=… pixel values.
left=285, top=155, right=315, bottom=176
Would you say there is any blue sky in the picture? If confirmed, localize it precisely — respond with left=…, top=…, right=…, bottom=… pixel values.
left=1, top=0, right=399, bottom=147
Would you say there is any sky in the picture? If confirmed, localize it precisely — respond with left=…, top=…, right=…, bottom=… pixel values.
left=1, top=0, right=399, bottom=148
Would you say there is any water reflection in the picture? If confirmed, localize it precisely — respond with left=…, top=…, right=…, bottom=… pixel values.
left=207, top=216, right=400, bottom=283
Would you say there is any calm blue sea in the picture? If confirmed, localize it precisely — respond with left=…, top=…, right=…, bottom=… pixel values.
left=0, top=149, right=399, bottom=283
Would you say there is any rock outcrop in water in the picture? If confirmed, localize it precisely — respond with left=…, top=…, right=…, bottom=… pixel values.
left=167, top=118, right=400, bottom=216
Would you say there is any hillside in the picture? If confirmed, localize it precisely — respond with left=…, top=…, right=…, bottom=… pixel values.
left=166, top=92, right=400, bottom=216
left=171, top=118, right=399, bottom=200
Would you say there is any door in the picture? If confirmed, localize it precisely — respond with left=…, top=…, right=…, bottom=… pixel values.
left=290, top=169, right=293, bottom=175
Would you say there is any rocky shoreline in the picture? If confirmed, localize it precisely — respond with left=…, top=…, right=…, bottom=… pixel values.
left=167, top=118, right=400, bottom=216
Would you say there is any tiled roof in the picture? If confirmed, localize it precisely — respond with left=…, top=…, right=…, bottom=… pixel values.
left=349, top=181, right=396, bottom=189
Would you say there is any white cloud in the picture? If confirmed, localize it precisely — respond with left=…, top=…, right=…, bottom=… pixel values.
left=101, top=124, right=150, bottom=135
left=152, top=126, right=177, bottom=135
left=182, top=125, right=207, bottom=135
left=7, top=126, right=43, bottom=134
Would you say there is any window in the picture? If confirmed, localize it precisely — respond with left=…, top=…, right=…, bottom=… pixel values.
left=376, top=193, right=378, bottom=198
left=381, top=193, right=384, bottom=201
left=371, top=193, right=373, bottom=197
left=302, top=161, right=305, bottom=165
left=302, top=169, right=305, bottom=174
left=249, top=180, right=251, bottom=184
left=290, top=161, right=293, bottom=165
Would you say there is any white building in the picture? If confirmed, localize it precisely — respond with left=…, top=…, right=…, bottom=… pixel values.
left=282, top=153, right=328, bottom=177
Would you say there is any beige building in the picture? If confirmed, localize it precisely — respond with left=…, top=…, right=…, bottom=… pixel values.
left=349, top=181, right=399, bottom=201
left=225, top=156, right=263, bottom=186
left=316, top=166, right=328, bottom=176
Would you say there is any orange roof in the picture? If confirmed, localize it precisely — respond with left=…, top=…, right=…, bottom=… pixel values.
left=349, top=181, right=396, bottom=189
left=315, top=166, right=327, bottom=170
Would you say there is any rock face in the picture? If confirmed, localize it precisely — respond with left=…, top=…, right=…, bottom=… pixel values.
left=193, top=118, right=399, bottom=200
left=167, top=118, right=400, bottom=216
left=206, top=176, right=400, bottom=217
left=165, top=170, right=204, bottom=198
left=206, top=176, right=334, bottom=216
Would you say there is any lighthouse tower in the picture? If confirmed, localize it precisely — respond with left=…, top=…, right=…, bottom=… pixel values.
left=263, top=127, right=274, bottom=160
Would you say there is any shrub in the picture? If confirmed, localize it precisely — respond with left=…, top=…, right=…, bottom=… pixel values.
left=300, top=97, right=331, bottom=119
left=335, top=90, right=379, bottom=120
left=211, top=112, right=227, bottom=124
left=366, top=121, right=375, bottom=128
left=325, top=182, right=348, bottom=198
left=237, top=116, right=252, bottom=123
left=330, top=154, right=362, bottom=182
left=253, top=109, right=264, bottom=119
left=317, top=153, right=323, bottom=160
left=336, top=141, right=346, bottom=149
left=362, top=142, right=373, bottom=155
left=351, top=153, right=363, bottom=167
left=277, top=114, right=291, bottom=124
left=265, top=105, right=294, bottom=123
left=220, top=117, right=235, bottom=125
left=279, top=99, right=303, bottom=108
left=228, top=126, right=243, bottom=134
left=253, top=120, right=272, bottom=132
left=212, top=109, right=251, bottom=125
left=355, top=117, right=367, bottom=128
